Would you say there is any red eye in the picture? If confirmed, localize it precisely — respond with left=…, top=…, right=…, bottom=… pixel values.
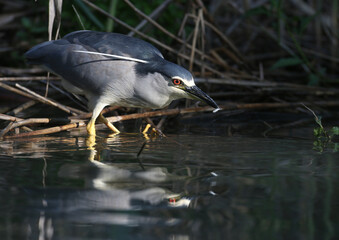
left=173, top=79, right=182, bottom=85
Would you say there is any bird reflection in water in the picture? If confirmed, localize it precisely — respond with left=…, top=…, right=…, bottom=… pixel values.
left=56, top=133, right=191, bottom=214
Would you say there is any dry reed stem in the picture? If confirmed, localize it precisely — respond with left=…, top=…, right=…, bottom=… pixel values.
left=189, top=9, right=202, bottom=72
left=193, top=0, right=245, bottom=63
left=0, top=114, right=23, bottom=137
left=68, top=106, right=120, bottom=120
left=5, top=122, right=86, bottom=139
left=123, top=0, right=220, bottom=68
left=0, top=122, right=14, bottom=138
left=0, top=113, right=23, bottom=122
left=15, top=83, right=84, bottom=116
left=0, top=82, right=38, bottom=99
left=0, top=82, right=85, bottom=116
left=0, top=76, right=60, bottom=81
left=128, top=0, right=173, bottom=36
left=6, top=100, right=37, bottom=116
left=0, top=115, right=84, bottom=138
left=194, top=77, right=339, bottom=94
left=82, top=0, right=225, bottom=77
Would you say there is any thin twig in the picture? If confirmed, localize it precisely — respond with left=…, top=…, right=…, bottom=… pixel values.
left=301, top=103, right=324, bottom=128
left=72, top=4, right=86, bottom=30
left=6, top=100, right=37, bottom=116
left=128, top=0, right=173, bottom=36
left=0, top=76, right=60, bottom=81
left=106, top=106, right=215, bottom=123
left=15, top=83, right=84, bottom=115
left=263, top=118, right=314, bottom=137
left=194, top=77, right=339, bottom=94
left=0, top=122, right=14, bottom=138
left=194, top=0, right=245, bottom=63
left=5, top=117, right=81, bottom=131
left=44, top=72, right=50, bottom=98
left=5, top=122, right=86, bottom=138
left=189, top=9, right=202, bottom=72
left=81, top=0, right=225, bottom=77
left=0, top=113, right=23, bottom=122
left=68, top=106, right=120, bottom=120
left=0, top=116, right=84, bottom=138
left=0, top=113, right=23, bottom=138
left=45, top=81, right=88, bottom=110
left=0, top=67, right=46, bottom=76
left=0, top=82, right=39, bottom=99
left=124, top=0, right=220, bottom=68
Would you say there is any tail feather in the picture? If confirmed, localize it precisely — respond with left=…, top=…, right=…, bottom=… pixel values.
left=24, top=41, right=55, bottom=65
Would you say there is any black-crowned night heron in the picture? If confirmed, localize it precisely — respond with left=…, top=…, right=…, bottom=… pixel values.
left=25, top=30, right=219, bottom=135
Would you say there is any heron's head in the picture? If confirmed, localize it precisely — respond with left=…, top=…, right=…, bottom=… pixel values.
left=136, top=58, right=219, bottom=111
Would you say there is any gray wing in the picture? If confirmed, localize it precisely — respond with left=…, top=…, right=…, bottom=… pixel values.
left=24, top=31, right=162, bottom=96
left=64, top=30, right=163, bottom=60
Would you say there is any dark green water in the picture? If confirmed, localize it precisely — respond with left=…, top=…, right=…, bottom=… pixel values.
left=0, top=131, right=338, bottom=239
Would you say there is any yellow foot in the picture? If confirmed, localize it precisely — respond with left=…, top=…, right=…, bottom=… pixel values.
left=98, top=114, right=120, bottom=134
left=142, top=124, right=163, bottom=138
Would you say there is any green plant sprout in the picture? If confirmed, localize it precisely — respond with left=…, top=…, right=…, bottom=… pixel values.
left=303, top=104, right=339, bottom=152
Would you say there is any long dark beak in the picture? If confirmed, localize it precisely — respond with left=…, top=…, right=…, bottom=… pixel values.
left=184, top=86, right=219, bottom=110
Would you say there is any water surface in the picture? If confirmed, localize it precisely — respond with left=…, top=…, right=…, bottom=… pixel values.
left=0, top=131, right=338, bottom=239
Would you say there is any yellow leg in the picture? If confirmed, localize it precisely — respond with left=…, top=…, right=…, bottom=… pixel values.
left=86, top=103, right=120, bottom=135
left=142, top=123, right=152, bottom=134
left=98, top=113, right=120, bottom=133
left=87, top=102, right=106, bottom=136
left=86, top=118, right=96, bottom=136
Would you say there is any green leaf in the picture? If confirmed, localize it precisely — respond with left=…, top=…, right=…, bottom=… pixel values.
left=330, top=126, right=339, bottom=137
left=270, top=57, right=303, bottom=70
left=314, top=127, right=322, bottom=137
